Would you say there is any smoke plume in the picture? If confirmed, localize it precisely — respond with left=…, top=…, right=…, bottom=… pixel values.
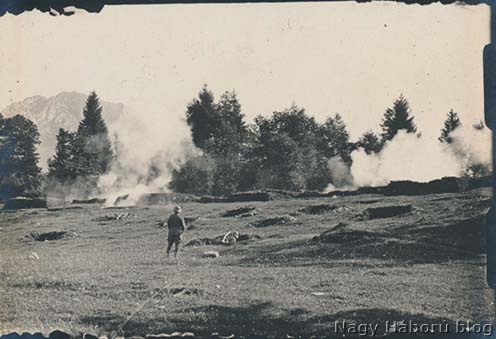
left=350, top=125, right=491, bottom=188
left=98, top=103, right=197, bottom=206
left=325, top=157, right=354, bottom=192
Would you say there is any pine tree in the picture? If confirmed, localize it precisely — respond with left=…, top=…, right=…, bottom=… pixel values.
left=438, top=109, right=461, bottom=143
left=77, top=91, right=113, bottom=174
left=0, top=115, right=42, bottom=200
left=357, top=130, right=382, bottom=154
left=48, top=128, right=77, bottom=182
left=319, top=113, right=352, bottom=165
left=185, top=85, right=217, bottom=150
left=380, top=95, right=417, bottom=142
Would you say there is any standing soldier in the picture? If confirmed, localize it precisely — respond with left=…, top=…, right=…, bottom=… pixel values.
left=166, top=205, right=186, bottom=258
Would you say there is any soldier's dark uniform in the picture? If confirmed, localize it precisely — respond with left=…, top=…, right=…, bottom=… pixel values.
left=166, top=210, right=186, bottom=257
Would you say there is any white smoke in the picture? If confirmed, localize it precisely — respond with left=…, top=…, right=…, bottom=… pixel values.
left=448, top=123, right=492, bottom=171
left=349, top=127, right=490, bottom=187
left=99, top=103, right=197, bottom=206
left=325, top=156, right=354, bottom=192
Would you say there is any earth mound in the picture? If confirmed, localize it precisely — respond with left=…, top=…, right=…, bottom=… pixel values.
left=4, top=197, right=47, bottom=210
left=248, top=216, right=297, bottom=228
left=363, top=204, right=414, bottom=220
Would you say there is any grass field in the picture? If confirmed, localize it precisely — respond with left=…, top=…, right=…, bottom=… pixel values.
left=1, top=188, right=494, bottom=337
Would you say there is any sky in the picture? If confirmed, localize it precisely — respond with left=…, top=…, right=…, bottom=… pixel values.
left=0, top=2, right=490, bottom=140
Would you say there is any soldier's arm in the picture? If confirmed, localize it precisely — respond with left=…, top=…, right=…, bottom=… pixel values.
left=180, top=216, right=186, bottom=231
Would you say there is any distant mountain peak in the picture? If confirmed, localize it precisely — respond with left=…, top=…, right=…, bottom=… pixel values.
left=1, top=91, right=124, bottom=171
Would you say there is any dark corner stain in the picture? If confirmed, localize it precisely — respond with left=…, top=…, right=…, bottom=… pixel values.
left=0, top=0, right=491, bottom=17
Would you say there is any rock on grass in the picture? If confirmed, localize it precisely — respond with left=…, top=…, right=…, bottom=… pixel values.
left=203, top=251, right=220, bottom=258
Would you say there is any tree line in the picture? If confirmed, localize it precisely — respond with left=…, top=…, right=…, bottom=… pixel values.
left=0, top=87, right=488, bottom=200
left=0, top=91, right=113, bottom=201
left=170, top=86, right=486, bottom=195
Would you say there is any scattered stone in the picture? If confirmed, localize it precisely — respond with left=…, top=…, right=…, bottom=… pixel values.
left=186, top=238, right=222, bottom=246
left=3, top=197, right=47, bottom=210
left=363, top=204, right=413, bottom=220
left=186, top=231, right=261, bottom=247
left=203, top=251, right=220, bottom=258
left=93, top=212, right=136, bottom=222
left=27, top=252, right=39, bottom=260
left=170, top=287, right=202, bottom=296
left=25, top=231, right=75, bottom=242
left=248, top=215, right=297, bottom=228
left=222, top=206, right=258, bottom=217
left=310, top=292, right=328, bottom=296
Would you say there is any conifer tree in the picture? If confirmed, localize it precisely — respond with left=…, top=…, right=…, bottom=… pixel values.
left=380, top=95, right=417, bottom=142
left=438, top=109, right=461, bottom=143
left=48, top=128, right=77, bottom=182
left=357, top=130, right=383, bottom=154
left=77, top=91, right=113, bottom=174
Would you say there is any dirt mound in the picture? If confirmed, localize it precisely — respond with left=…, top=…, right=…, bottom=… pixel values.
left=25, top=230, right=75, bottom=242
left=228, top=191, right=272, bottom=202
left=467, top=175, right=492, bottom=190
left=383, top=177, right=467, bottom=196
left=222, top=207, right=258, bottom=217
left=363, top=204, right=413, bottom=220
left=72, top=198, right=106, bottom=204
left=4, top=197, right=47, bottom=210
left=299, top=204, right=339, bottom=214
left=249, top=215, right=297, bottom=228
left=320, top=229, right=381, bottom=243
left=317, top=223, right=381, bottom=243
left=200, top=191, right=273, bottom=203
left=295, top=191, right=330, bottom=198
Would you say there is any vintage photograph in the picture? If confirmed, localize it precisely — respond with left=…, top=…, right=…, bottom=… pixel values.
left=0, top=2, right=493, bottom=338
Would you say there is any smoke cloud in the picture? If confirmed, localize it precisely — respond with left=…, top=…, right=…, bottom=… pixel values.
left=99, top=102, right=197, bottom=206
left=349, top=125, right=491, bottom=188
left=325, top=157, right=354, bottom=192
